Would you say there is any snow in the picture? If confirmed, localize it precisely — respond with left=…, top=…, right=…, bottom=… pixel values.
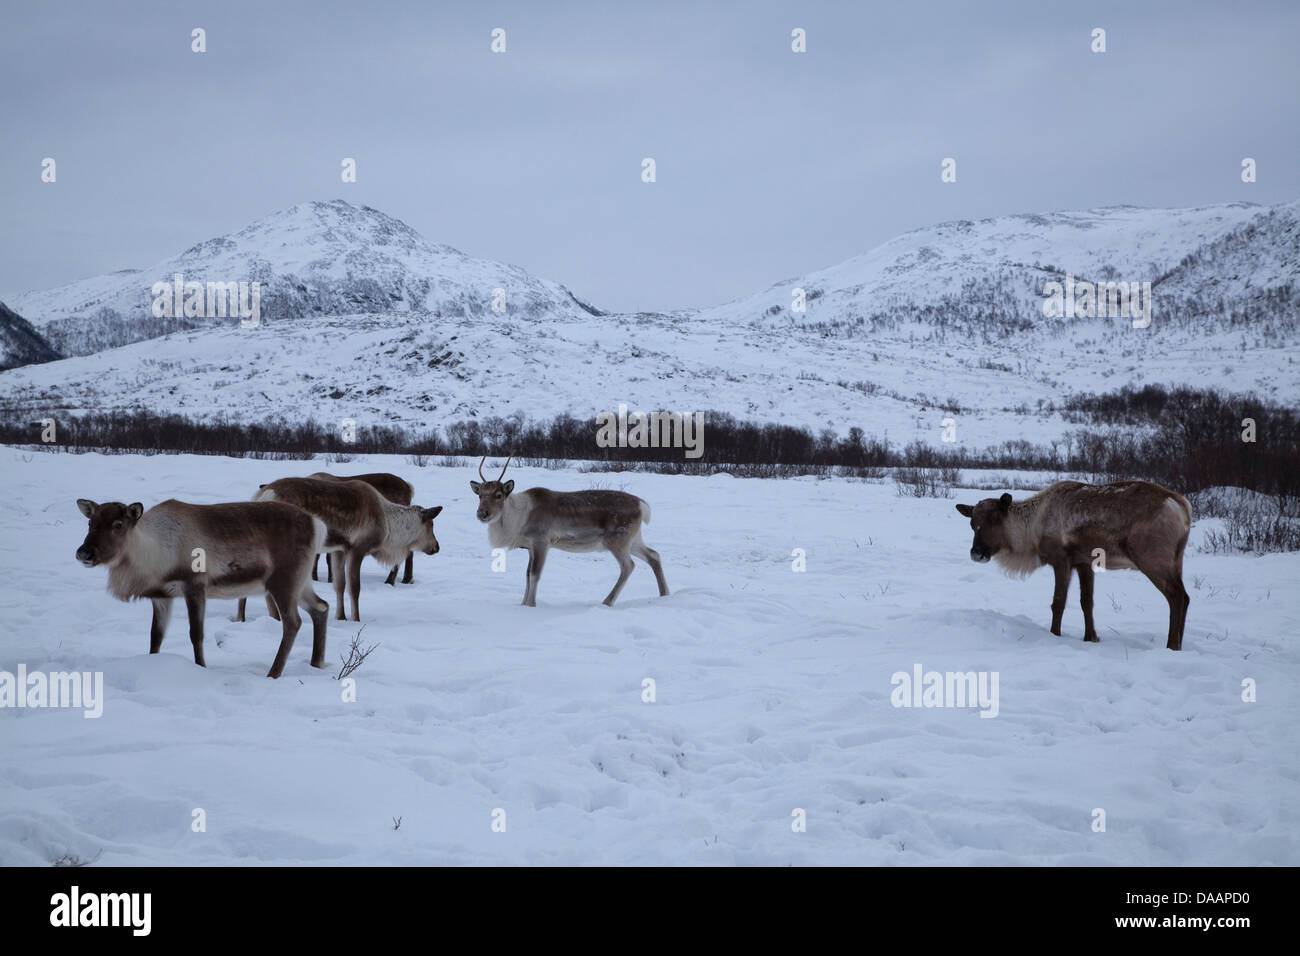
left=2, top=448, right=1295, bottom=865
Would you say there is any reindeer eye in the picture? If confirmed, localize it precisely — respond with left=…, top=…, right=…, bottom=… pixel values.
left=494, top=492, right=502, bottom=499
left=112, top=520, right=123, bottom=530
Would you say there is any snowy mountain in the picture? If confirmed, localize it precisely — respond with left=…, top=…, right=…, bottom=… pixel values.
left=706, top=201, right=1299, bottom=340
left=1, top=199, right=1296, bottom=445
left=7, top=200, right=603, bottom=358
left=0, top=301, right=60, bottom=372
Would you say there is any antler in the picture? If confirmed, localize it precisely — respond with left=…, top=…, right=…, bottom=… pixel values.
left=479, top=454, right=512, bottom=483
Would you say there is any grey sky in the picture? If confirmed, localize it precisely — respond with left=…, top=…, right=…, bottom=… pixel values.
left=2, top=0, right=1297, bottom=314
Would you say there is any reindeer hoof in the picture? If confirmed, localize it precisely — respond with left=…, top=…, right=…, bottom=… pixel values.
left=1083, top=634, right=1100, bottom=643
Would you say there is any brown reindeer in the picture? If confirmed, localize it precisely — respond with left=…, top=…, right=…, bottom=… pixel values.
left=236, top=478, right=441, bottom=623
left=307, top=472, right=416, bottom=586
left=470, top=455, right=669, bottom=607
left=955, top=480, right=1192, bottom=649
left=76, top=499, right=329, bottom=678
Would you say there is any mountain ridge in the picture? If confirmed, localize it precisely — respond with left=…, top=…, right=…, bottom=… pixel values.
left=1, top=197, right=1295, bottom=447
left=8, top=199, right=604, bottom=358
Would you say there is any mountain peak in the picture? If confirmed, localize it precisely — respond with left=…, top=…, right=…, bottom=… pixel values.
left=8, top=200, right=599, bottom=357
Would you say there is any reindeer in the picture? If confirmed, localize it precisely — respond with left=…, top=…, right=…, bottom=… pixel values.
left=236, top=477, right=441, bottom=623
left=307, top=472, right=416, bottom=586
left=470, top=455, right=669, bottom=607
left=955, top=480, right=1192, bottom=649
left=75, top=498, right=329, bottom=678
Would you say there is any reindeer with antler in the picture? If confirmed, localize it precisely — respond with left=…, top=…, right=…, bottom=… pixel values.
left=470, top=455, right=670, bottom=607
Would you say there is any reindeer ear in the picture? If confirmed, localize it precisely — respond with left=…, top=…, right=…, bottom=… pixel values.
left=955, top=503, right=973, bottom=517
left=421, top=506, right=443, bottom=521
left=127, top=503, right=145, bottom=520
left=502, top=480, right=514, bottom=495
left=998, top=493, right=1013, bottom=511
left=77, top=498, right=98, bottom=518
left=470, top=480, right=482, bottom=494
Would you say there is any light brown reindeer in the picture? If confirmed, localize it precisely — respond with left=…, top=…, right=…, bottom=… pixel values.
left=76, top=498, right=329, bottom=678
left=236, top=477, right=441, bottom=623
left=955, top=480, right=1192, bottom=649
left=307, top=472, right=417, bottom=586
left=470, top=455, right=669, bottom=607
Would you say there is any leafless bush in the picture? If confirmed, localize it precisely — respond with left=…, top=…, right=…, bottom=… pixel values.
left=1192, top=488, right=1300, bottom=554
left=52, top=849, right=102, bottom=867
left=335, top=626, right=379, bottom=680
left=894, top=466, right=960, bottom=498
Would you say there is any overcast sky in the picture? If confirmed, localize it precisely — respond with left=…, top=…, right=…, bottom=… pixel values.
left=2, top=0, right=1297, bottom=314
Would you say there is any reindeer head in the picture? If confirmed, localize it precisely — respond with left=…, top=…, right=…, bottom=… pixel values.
left=75, top=499, right=144, bottom=567
left=411, top=505, right=443, bottom=554
left=955, top=493, right=1014, bottom=563
left=469, top=455, right=514, bottom=523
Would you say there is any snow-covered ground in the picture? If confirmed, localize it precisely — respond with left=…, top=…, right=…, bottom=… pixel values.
left=1, top=449, right=1296, bottom=865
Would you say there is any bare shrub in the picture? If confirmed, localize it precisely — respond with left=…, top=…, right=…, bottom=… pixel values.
left=335, top=626, right=379, bottom=680
left=894, top=467, right=959, bottom=498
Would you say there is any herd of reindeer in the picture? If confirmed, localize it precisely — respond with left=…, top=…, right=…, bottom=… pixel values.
left=73, top=455, right=1193, bottom=679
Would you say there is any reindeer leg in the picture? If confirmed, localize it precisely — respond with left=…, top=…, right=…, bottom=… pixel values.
left=634, top=541, right=669, bottom=597
left=150, top=597, right=173, bottom=653
left=402, top=551, right=414, bottom=584
left=1049, top=560, right=1070, bottom=636
left=603, top=548, right=635, bottom=607
left=1137, top=562, right=1190, bottom=651
left=266, top=580, right=302, bottom=679
left=1172, top=571, right=1190, bottom=651
left=1156, top=572, right=1190, bottom=651
left=346, top=550, right=364, bottom=621
left=183, top=586, right=207, bottom=668
left=265, top=592, right=280, bottom=621
left=385, top=565, right=398, bottom=586
left=299, top=584, right=329, bottom=668
left=331, top=552, right=346, bottom=621
left=312, top=553, right=320, bottom=582
left=1076, top=564, right=1099, bottom=642
left=523, top=543, right=547, bottom=607
left=235, top=597, right=247, bottom=623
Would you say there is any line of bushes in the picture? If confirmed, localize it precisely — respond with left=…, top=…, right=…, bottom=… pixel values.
left=2, top=385, right=1295, bottom=506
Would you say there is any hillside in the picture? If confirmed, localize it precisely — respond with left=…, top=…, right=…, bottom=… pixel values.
left=0, top=301, right=60, bottom=372
left=1, top=199, right=1296, bottom=447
